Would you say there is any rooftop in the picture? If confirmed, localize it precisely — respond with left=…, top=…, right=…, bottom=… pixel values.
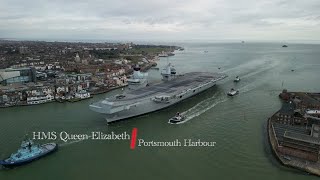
left=284, top=131, right=320, bottom=145
left=278, top=101, right=296, bottom=115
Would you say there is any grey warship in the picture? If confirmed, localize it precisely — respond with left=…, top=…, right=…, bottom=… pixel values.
left=89, top=63, right=227, bottom=123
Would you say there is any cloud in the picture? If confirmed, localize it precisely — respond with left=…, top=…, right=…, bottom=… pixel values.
left=0, top=0, right=319, bottom=41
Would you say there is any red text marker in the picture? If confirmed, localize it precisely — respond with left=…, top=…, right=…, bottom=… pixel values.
left=130, top=128, right=138, bottom=150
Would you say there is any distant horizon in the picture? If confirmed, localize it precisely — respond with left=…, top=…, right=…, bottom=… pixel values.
left=1, top=0, right=320, bottom=44
left=1, top=37, right=320, bottom=45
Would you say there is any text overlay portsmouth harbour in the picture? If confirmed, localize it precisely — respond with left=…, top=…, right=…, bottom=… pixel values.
left=138, top=139, right=216, bottom=147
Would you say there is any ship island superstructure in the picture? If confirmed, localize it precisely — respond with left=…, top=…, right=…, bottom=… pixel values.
left=89, top=64, right=227, bottom=123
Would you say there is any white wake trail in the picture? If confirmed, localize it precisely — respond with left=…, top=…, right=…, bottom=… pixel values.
left=176, top=94, right=227, bottom=124
left=59, top=139, right=86, bottom=147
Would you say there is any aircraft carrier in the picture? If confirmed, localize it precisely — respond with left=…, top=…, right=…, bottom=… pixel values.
left=89, top=64, right=227, bottom=123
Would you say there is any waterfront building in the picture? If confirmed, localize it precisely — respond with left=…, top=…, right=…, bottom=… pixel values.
left=75, top=90, right=90, bottom=99
left=293, top=93, right=320, bottom=110
left=27, top=94, right=54, bottom=105
left=283, top=129, right=320, bottom=160
left=270, top=91, right=320, bottom=171
left=272, top=122, right=320, bottom=162
left=0, top=67, right=36, bottom=85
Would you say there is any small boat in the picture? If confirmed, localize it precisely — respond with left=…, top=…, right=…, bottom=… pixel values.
left=0, top=138, right=58, bottom=167
left=168, top=113, right=186, bottom=124
left=282, top=45, right=288, bottom=47
left=234, top=76, right=240, bottom=82
left=227, top=88, right=239, bottom=96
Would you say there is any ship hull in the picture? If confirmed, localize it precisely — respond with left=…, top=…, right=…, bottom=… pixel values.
left=89, top=72, right=227, bottom=123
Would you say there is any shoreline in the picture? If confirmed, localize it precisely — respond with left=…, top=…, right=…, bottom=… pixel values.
left=0, top=53, right=158, bottom=109
left=0, top=84, right=127, bottom=108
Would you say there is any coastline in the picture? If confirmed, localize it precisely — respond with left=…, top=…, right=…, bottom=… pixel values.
left=0, top=40, right=178, bottom=109
left=0, top=84, right=128, bottom=108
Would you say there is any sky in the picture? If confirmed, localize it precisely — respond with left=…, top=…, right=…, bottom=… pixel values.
left=0, top=0, right=320, bottom=42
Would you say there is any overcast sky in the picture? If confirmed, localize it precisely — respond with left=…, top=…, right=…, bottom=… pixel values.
left=0, top=0, right=319, bottom=42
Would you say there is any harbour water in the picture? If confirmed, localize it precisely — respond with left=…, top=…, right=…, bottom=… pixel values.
left=1, top=43, right=320, bottom=180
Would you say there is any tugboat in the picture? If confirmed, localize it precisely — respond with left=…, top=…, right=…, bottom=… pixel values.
left=168, top=112, right=186, bottom=124
left=234, top=76, right=240, bottom=82
left=227, top=88, right=239, bottom=96
left=0, top=138, right=58, bottom=167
